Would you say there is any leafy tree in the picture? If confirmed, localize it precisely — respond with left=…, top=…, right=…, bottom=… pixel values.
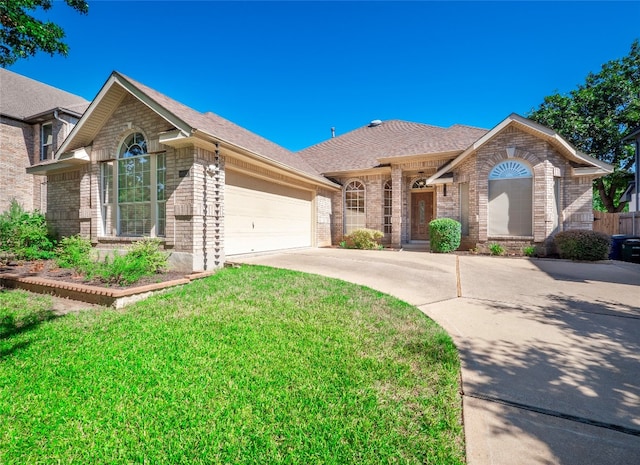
left=0, top=0, right=88, bottom=67
left=528, top=40, right=640, bottom=212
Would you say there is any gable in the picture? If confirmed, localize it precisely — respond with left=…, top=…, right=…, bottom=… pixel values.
left=426, top=114, right=613, bottom=184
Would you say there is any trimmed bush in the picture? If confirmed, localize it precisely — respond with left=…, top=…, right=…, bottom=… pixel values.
left=429, top=218, right=461, bottom=253
left=344, top=228, right=384, bottom=250
left=553, top=230, right=611, bottom=261
left=0, top=199, right=55, bottom=260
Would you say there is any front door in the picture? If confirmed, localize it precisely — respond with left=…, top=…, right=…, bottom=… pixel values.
left=411, top=191, right=434, bottom=240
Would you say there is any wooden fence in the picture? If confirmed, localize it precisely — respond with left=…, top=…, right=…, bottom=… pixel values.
left=593, top=210, right=640, bottom=236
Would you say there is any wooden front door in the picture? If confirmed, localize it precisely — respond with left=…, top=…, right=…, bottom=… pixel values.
left=411, top=191, right=434, bottom=240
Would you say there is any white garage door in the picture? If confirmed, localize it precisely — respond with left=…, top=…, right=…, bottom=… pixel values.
left=225, top=170, right=313, bottom=255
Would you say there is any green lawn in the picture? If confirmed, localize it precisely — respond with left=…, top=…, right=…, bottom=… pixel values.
left=1, top=266, right=463, bottom=464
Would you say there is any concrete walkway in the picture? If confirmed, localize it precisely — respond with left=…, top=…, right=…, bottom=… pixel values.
left=232, top=248, right=640, bottom=465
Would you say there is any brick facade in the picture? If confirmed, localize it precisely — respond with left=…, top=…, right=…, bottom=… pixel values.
left=43, top=94, right=331, bottom=272
left=324, top=126, right=601, bottom=252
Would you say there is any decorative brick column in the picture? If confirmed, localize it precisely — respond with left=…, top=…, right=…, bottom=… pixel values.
left=391, top=166, right=403, bottom=247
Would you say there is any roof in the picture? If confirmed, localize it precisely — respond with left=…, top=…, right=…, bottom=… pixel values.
left=297, top=119, right=488, bottom=173
left=117, top=73, right=321, bottom=179
left=0, top=68, right=89, bottom=120
left=426, top=113, right=613, bottom=184
left=47, top=71, right=334, bottom=187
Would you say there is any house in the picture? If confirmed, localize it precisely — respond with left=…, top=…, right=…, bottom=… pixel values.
left=0, top=68, right=89, bottom=213
left=298, top=115, right=612, bottom=251
left=23, top=71, right=612, bottom=271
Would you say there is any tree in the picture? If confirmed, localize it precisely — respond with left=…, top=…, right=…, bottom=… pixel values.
left=0, top=0, right=88, bottom=67
left=528, top=40, right=640, bottom=212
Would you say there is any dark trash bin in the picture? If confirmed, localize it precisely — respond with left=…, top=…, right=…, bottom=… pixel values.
left=610, top=235, right=640, bottom=260
left=621, top=238, right=640, bottom=263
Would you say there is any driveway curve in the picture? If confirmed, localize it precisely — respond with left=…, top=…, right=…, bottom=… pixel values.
left=231, top=248, right=640, bottom=465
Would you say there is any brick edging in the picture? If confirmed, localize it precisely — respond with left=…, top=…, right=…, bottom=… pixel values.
left=0, top=273, right=206, bottom=308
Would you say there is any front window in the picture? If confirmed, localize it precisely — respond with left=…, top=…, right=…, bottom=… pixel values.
left=488, top=160, right=532, bottom=236
left=112, top=133, right=165, bottom=237
left=41, top=123, right=53, bottom=161
left=344, top=180, right=365, bottom=234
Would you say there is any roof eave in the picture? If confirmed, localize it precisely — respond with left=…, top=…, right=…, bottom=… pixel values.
left=377, top=150, right=462, bottom=164
left=26, top=147, right=91, bottom=174
left=24, top=106, right=84, bottom=123
left=160, top=130, right=340, bottom=190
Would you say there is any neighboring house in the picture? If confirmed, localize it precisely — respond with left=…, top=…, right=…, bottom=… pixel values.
left=0, top=68, right=89, bottom=213
left=24, top=71, right=612, bottom=272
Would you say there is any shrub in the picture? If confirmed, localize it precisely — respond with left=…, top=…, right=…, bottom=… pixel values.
left=91, top=238, right=169, bottom=286
left=0, top=200, right=55, bottom=260
left=489, top=243, right=505, bottom=256
left=523, top=245, right=536, bottom=257
left=56, top=235, right=93, bottom=270
left=126, top=238, right=168, bottom=273
left=429, top=218, right=461, bottom=253
left=553, top=230, right=611, bottom=261
left=344, top=229, right=384, bottom=250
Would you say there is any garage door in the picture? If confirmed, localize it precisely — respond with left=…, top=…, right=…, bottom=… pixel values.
left=225, top=170, right=313, bottom=255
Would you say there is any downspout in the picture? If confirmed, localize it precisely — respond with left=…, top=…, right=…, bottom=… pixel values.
left=203, top=160, right=208, bottom=271
left=53, top=109, right=71, bottom=140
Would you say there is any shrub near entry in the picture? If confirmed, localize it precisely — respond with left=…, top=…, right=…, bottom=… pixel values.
left=553, top=230, right=611, bottom=261
left=429, top=218, right=461, bottom=253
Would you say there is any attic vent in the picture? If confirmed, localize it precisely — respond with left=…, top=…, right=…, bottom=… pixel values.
left=368, top=119, right=382, bottom=127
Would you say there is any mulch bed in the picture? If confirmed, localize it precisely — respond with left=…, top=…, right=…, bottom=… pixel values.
left=0, top=260, right=188, bottom=290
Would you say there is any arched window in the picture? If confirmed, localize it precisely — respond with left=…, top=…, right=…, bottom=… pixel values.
left=412, top=178, right=429, bottom=189
left=488, top=160, right=532, bottom=236
left=383, top=180, right=392, bottom=234
left=115, top=133, right=166, bottom=236
left=344, top=180, right=365, bottom=234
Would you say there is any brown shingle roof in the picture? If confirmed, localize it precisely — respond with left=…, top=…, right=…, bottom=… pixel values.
left=298, top=120, right=488, bottom=173
left=116, top=73, right=323, bottom=179
left=0, top=68, right=89, bottom=120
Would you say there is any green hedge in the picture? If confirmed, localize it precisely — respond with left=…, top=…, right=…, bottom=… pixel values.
left=0, top=200, right=55, bottom=260
left=553, top=230, right=611, bottom=261
left=429, top=218, right=461, bottom=253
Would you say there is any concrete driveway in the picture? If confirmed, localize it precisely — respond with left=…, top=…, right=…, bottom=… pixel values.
left=231, top=248, right=640, bottom=465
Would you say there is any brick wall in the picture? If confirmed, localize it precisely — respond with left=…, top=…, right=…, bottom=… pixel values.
left=0, top=117, right=35, bottom=212
left=46, top=169, right=81, bottom=238
left=450, top=126, right=596, bottom=251
left=316, top=189, right=333, bottom=246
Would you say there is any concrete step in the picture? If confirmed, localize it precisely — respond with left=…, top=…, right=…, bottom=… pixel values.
left=401, top=241, right=430, bottom=251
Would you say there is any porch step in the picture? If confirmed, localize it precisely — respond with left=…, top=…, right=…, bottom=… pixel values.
left=401, top=241, right=430, bottom=251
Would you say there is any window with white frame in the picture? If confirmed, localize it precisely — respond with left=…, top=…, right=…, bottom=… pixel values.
left=383, top=180, right=392, bottom=234
left=344, top=180, right=365, bottom=234
left=106, top=133, right=166, bottom=237
left=41, top=123, right=53, bottom=161
left=488, top=160, right=532, bottom=236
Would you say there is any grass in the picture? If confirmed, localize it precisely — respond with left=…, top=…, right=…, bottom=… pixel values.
left=0, top=266, right=463, bottom=464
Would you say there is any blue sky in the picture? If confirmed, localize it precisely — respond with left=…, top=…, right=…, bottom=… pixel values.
left=7, top=1, right=640, bottom=151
